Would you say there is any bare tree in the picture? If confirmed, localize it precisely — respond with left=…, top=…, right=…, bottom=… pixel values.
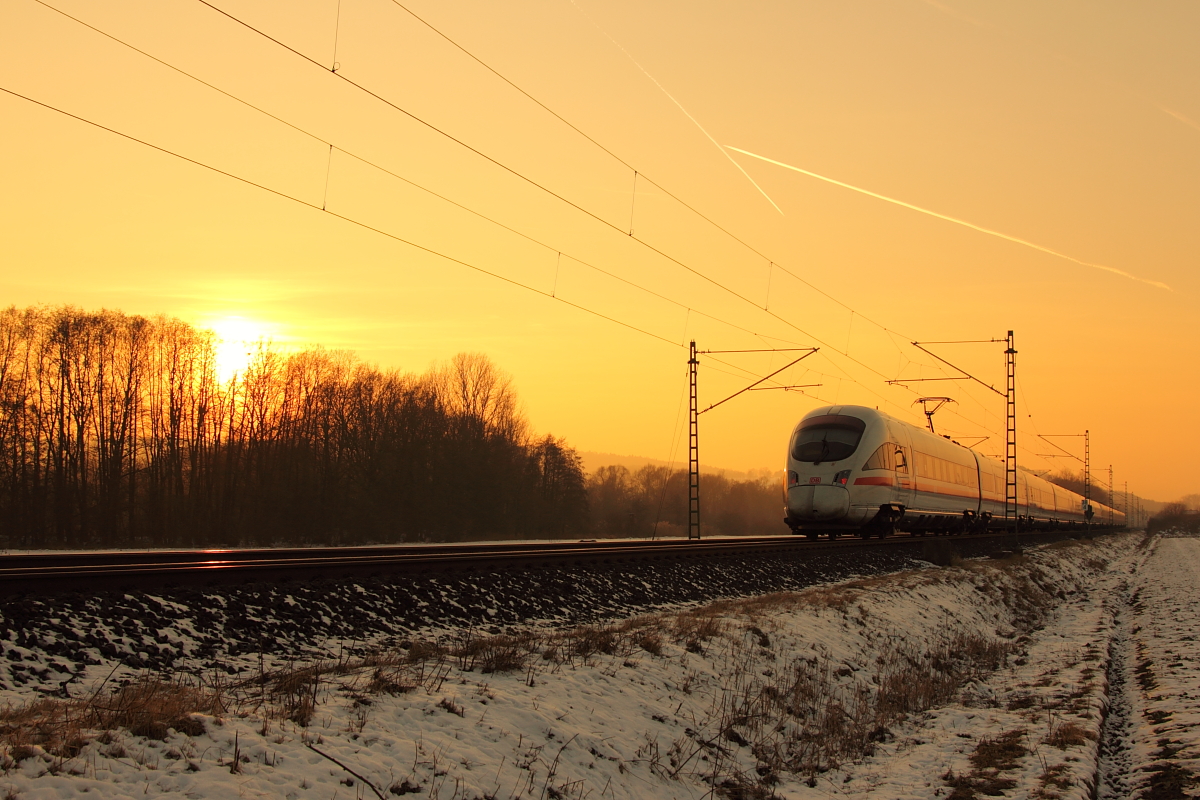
left=0, top=305, right=589, bottom=549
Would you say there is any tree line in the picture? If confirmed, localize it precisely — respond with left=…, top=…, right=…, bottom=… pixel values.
left=586, top=464, right=783, bottom=538
left=1147, top=503, right=1200, bottom=536
left=0, top=305, right=588, bottom=549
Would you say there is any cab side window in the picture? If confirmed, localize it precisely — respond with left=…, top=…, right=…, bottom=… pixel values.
left=863, top=444, right=894, bottom=471
left=864, top=442, right=910, bottom=472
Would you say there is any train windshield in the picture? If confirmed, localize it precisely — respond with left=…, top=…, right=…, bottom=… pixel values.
left=791, top=415, right=866, bottom=464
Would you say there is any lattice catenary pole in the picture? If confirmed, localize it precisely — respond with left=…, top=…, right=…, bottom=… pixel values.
left=1084, top=430, right=1091, bottom=528
left=1005, top=331, right=1018, bottom=532
left=688, top=341, right=700, bottom=540
left=1109, top=465, right=1115, bottom=527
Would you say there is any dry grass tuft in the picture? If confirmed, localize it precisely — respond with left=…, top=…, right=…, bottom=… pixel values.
left=969, top=729, right=1026, bottom=772
left=451, top=633, right=535, bottom=674
left=1033, top=763, right=1074, bottom=799
left=405, top=640, right=446, bottom=663
left=943, top=767, right=1017, bottom=800
left=1044, top=720, right=1093, bottom=749
left=365, top=667, right=418, bottom=696
left=269, top=664, right=324, bottom=726
left=437, top=697, right=464, bottom=717
left=1007, top=694, right=1038, bottom=710
left=0, top=675, right=221, bottom=763
left=570, top=627, right=620, bottom=659
left=638, top=632, right=663, bottom=656
left=941, top=729, right=1028, bottom=799
left=672, top=611, right=725, bottom=646
left=798, top=585, right=863, bottom=612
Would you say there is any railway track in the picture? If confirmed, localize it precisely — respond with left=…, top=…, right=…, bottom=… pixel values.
left=0, top=529, right=1085, bottom=596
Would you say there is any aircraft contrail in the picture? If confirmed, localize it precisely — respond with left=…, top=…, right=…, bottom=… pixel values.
left=568, top=1, right=783, bottom=215
left=726, top=145, right=1171, bottom=291
left=1159, top=106, right=1200, bottom=134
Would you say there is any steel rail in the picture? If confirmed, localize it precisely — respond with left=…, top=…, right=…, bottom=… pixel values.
left=1, top=537, right=790, bottom=568
left=0, top=529, right=1090, bottom=596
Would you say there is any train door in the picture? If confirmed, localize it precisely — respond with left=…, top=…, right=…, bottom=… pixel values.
left=970, top=451, right=984, bottom=517
left=889, top=424, right=915, bottom=512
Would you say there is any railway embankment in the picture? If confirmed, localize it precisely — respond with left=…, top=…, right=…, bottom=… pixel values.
left=0, top=540, right=927, bottom=703
left=0, top=532, right=1167, bottom=799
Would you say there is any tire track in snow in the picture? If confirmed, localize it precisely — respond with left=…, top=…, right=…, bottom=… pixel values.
left=1095, top=579, right=1137, bottom=799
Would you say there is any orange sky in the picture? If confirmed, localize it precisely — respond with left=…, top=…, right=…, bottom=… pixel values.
left=2, top=0, right=1197, bottom=501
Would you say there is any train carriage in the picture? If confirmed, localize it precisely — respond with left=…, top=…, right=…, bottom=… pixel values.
left=784, top=405, right=1122, bottom=537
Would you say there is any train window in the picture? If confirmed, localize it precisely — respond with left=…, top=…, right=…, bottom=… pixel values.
left=914, top=451, right=931, bottom=477
left=862, top=443, right=908, bottom=472
left=962, top=464, right=978, bottom=488
left=791, top=415, right=866, bottom=463
left=862, top=444, right=894, bottom=471
left=913, top=450, right=977, bottom=486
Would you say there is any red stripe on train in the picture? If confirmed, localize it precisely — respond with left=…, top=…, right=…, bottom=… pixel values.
left=853, top=477, right=895, bottom=486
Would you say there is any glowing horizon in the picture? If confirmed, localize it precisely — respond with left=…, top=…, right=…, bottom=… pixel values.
left=1, top=0, right=1195, bottom=500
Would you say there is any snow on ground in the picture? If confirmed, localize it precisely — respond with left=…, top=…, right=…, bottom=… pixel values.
left=0, top=545, right=922, bottom=707
left=1107, top=533, right=1200, bottom=799
left=2, top=534, right=1160, bottom=800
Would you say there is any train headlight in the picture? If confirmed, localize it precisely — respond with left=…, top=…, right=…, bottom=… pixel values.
left=833, top=469, right=851, bottom=486
left=788, top=470, right=799, bottom=487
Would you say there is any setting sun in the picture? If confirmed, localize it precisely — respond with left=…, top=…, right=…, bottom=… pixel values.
left=207, top=316, right=274, bottom=381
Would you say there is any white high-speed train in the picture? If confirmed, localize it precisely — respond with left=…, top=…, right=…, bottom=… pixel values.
left=784, top=405, right=1123, bottom=538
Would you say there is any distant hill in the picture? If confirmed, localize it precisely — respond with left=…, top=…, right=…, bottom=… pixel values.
left=578, top=451, right=777, bottom=482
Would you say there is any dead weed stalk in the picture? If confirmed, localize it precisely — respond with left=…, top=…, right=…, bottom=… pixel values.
left=0, top=673, right=221, bottom=766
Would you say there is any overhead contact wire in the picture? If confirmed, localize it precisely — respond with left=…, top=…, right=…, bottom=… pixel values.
left=185, top=0, right=955, bottom=433
left=29, top=0, right=786, bottom=346
left=33, top=1, right=1000, bottom=436
left=386, top=0, right=915, bottom=340
left=188, top=0, right=908, bottom=376
left=0, top=85, right=678, bottom=349
left=379, top=0, right=1007, bottom=426
left=191, top=0, right=766, bottom=316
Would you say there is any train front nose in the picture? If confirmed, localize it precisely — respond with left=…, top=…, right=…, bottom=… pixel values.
left=786, top=411, right=866, bottom=525
left=787, top=483, right=851, bottom=521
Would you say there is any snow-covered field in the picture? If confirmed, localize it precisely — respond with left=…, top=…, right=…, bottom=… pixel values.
left=1101, top=533, right=1200, bottom=799
left=2, top=532, right=1196, bottom=799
